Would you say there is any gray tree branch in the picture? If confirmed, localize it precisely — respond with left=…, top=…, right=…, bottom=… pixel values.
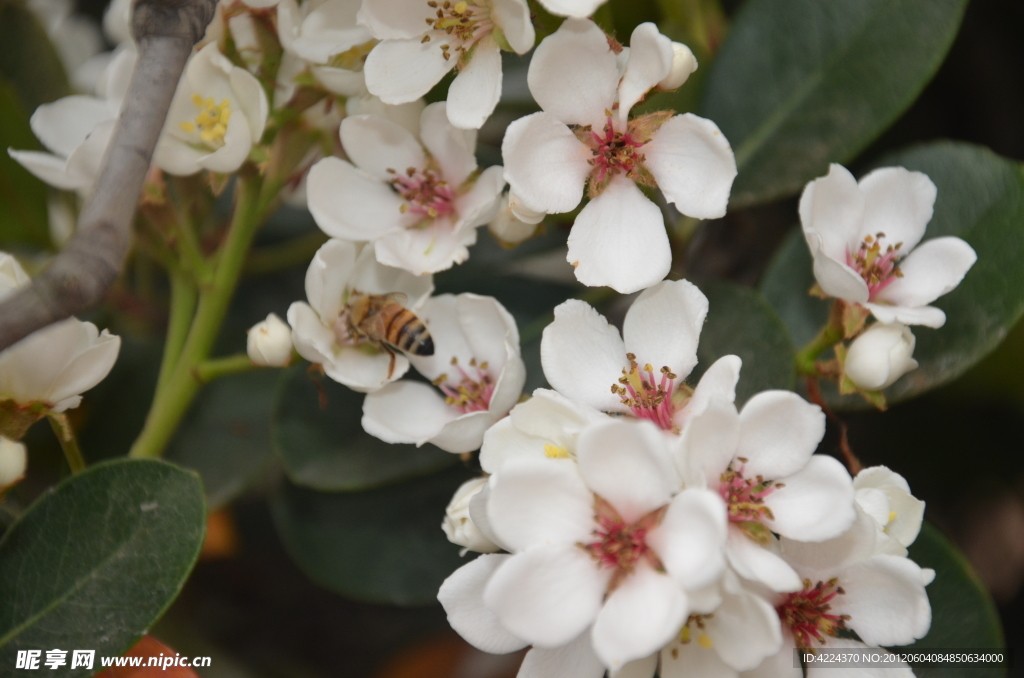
left=0, top=0, right=218, bottom=352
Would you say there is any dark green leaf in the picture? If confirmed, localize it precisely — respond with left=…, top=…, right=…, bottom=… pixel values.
left=692, top=279, right=796, bottom=405
left=167, top=370, right=283, bottom=509
left=273, top=366, right=457, bottom=492
left=761, top=142, right=1024, bottom=407
left=270, top=465, right=473, bottom=606
left=0, top=1, right=69, bottom=113
left=0, top=78, right=51, bottom=250
left=899, top=522, right=1006, bottom=677
left=0, top=459, right=206, bottom=675
left=700, top=0, right=968, bottom=208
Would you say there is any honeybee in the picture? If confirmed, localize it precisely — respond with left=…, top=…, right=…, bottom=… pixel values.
left=348, top=292, right=434, bottom=378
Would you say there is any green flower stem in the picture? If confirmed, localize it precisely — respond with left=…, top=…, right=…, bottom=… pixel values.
left=130, top=173, right=270, bottom=459
left=795, top=301, right=844, bottom=376
left=155, top=268, right=198, bottom=395
left=48, top=414, right=85, bottom=474
left=194, top=354, right=256, bottom=383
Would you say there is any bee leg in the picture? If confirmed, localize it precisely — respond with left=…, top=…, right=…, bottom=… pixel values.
left=384, top=345, right=397, bottom=380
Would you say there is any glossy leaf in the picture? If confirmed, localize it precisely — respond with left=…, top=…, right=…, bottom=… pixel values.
left=273, top=367, right=457, bottom=492
left=270, top=466, right=473, bottom=606
left=700, top=0, right=968, bottom=208
left=900, top=522, right=1006, bottom=677
left=692, top=279, right=796, bottom=405
left=0, top=79, right=50, bottom=250
left=761, top=142, right=1024, bottom=407
left=0, top=459, right=206, bottom=676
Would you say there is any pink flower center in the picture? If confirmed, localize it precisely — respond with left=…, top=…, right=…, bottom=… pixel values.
left=719, top=462, right=781, bottom=544
left=422, top=0, right=494, bottom=64
left=846, top=232, right=905, bottom=299
left=583, top=496, right=666, bottom=591
left=433, top=357, right=494, bottom=413
left=388, top=166, right=456, bottom=220
left=777, top=578, right=850, bottom=648
left=586, top=115, right=646, bottom=186
left=611, top=353, right=678, bottom=432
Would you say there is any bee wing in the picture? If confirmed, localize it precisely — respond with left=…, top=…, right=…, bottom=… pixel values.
left=380, top=292, right=409, bottom=306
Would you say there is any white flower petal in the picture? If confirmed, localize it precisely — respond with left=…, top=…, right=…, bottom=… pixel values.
left=809, top=239, right=871, bottom=303
left=491, top=0, right=534, bottom=53
left=487, top=457, right=595, bottom=552
left=501, top=111, right=591, bottom=214
left=447, top=37, right=503, bottom=130
left=420, top=102, right=478, bottom=186
left=709, top=586, right=782, bottom=672
left=196, top=112, right=253, bottom=174
left=287, top=301, right=335, bottom=366
left=857, top=167, right=936, bottom=253
left=527, top=18, right=617, bottom=127
left=484, top=543, right=609, bottom=648
left=518, top=632, right=606, bottom=678
left=304, top=238, right=356, bottom=320
left=307, top=157, right=412, bottom=240
left=567, top=176, right=671, bottom=294
left=349, top=244, right=434, bottom=306
left=311, top=65, right=368, bottom=96
left=229, top=66, right=268, bottom=144
left=675, top=398, right=740, bottom=487
left=764, top=455, right=855, bottom=542
left=373, top=217, right=475, bottom=274
left=64, top=119, right=114, bottom=189
left=8, top=150, right=84, bottom=191
left=429, top=410, right=497, bottom=453
left=364, top=36, right=454, bottom=104
left=29, top=95, right=112, bottom=157
left=489, top=341, right=527, bottom=417
left=616, top=23, right=672, bottom=127
left=623, top=278, right=707, bottom=379
left=324, top=346, right=409, bottom=393
left=592, top=566, right=687, bottom=669
left=47, top=326, right=121, bottom=406
left=361, top=380, right=455, bottom=444
left=644, top=113, right=736, bottom=220
left=808, top=638, right=914, bottom=678
left=534, top=0, right=606, bottom=18
left=409, top=294, right=474, bottom=379
left=780, top=507, right=881, bottom=576
left=835, top=555, right=931, bottom=647
left=576, top=419, right=677, bottom=523
left=356, top=0, right=430, bottom=39
left=862, top=303, right=946, bottom=329
left=872, top=236, right=977, bottom=309
left=456, top=293, right=519, bottom=369
left=438, top=554, right=529, bottom=654
left=541, top=299, right=628, bottom=413
left=648, top=488, right=727, bottom=591
left=454, top=164, right=507, bottom=227
left=741, top=642, right=803, bottom=678
left=725, top=528, right=801, bottom=593
left=512, top=388, right=608, bottom=446
left=660, top=640, right=737, bottom=678
left=800, top=164, right=866, bottom=261
left=479, top=417, right=548, bottom=475
left=341, top=114, right=426, bottom=182
left=736, top=390, right=826, bottom=480
left=675, top=355, right=742, bottom=428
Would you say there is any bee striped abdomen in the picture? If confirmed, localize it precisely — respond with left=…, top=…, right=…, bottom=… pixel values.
left=383, top=307, right=434, bottom=356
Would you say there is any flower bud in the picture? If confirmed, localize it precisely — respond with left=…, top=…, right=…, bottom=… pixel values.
left=0, top=436, right=27, bottom=489
left=442, top=477, right=500, bottom=554
left=844, top=322, right=918, bottom=390
left=489, top=193, right=540, bottom=246
left=657, top=42, right=698, bottom=91
left=247, top=313, right=293, bottom=367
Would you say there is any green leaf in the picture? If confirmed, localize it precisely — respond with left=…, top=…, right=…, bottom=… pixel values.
left=761, top=142, right=1024, bottom=407
left=167, top=370, right=283, bottom=509
left=692, top=279, right=796, bottom=405
left=0, top=78, right=51, bottom=250
left=0, top=1, right=69, bottom=113
left=0, top=459, right=206, bottom=675
left=273, top=366, right=457, bottom=492
left=270, top=465, right=472, bottom=606
left=900, top=522, right=1006, bottom=677
left=700, top=0, right=968, bottom=208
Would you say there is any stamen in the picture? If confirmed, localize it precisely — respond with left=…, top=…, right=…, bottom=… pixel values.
left=180, top=93, right=232, bottom=147
left=846, top=232, right=904, bottom=299
left=389, top=166, right=456, bottom=220
left=436, top=357, right=495, bottom=413
left=424, top=0, right=493, bottom=65
left=582, top=496, right=666, bottom=592
left=719, top=462, right=778, bottom=543
left=777, top=579, right=850, bottom=648
left=611, top=355, right=678, bottom=432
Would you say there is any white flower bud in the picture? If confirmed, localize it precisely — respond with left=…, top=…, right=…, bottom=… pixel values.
left=844, top=322, right=918, bottom=391
left=657, top=42, right=698, bottom=91
left=442, top=477, right=500, bottom=554
left=0, top=436, right=27, bottom=489
left=247, top=313, right=293, bottom=367
left=489, top=194, right=540, bottom=246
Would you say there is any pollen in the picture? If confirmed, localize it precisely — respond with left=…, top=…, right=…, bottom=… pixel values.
left=424, top=0, right=494, bottom=65
left=847, top=232, right=904, bottom=299
left=611, top=354, right=678, bottom=431
left=544, top=444, right=570, bottom=459
left=777, top=578, right=851, bottom=648
left=697, top=634, right=714, bottom=649
left=182, top=94, right=232, bottom=147
left=436, top=357, right=495, bottom=414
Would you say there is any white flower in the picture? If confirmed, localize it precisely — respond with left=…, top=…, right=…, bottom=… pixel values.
left=442, top=476, right=501, bottom=554
left=854, top=466, right=925, bottom=552
left=541, top=278, right=741, bottom=433
left=657, top=42, right=697, bottom=91
left=0, top=252, right=121, bottom=417
left=0, top=436, right=27, bottom=489
left=247, top=313, right=293, bottom=367
left=307, top=102, right=505, bottom=274
left=800, top=164, right=977, bottom=328
left=155, top=42, right=269, bottom=176
left=488, top=193, right=541, bottom=246
left=287, top=238, right=433, bottom=392
left=844, top=322, right=918, bottom=391
left=676, top=389, right=855, bottom=593
left=359, top=0, right=535, bottom=129
left=533, top=0, right=606, bottom=19
left=362, top=293, right=525, bottom=453
left=476, top=418, right=726, bottom=670
left=502, top=20, right=736, bottom=293
left=277, top=0, right=376, bottom=97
